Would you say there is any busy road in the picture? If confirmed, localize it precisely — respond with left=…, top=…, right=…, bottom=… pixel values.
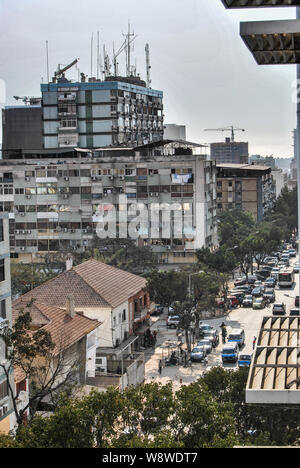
left=145, top=246, right=299, bottom=386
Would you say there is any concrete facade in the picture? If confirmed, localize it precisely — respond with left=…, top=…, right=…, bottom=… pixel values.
left=216, top=163, right=276, bottom=221
left=0, top=142, right=218, bottom=266
left=0, top=213, right=14, bottom=433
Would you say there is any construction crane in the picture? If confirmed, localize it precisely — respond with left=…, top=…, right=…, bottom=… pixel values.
left=54, top=58, right=79, bottom=80
left=204, top=125, right=245, bottom=143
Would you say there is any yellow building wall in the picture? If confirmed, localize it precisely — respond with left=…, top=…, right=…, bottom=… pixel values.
left=0, top=415, right=11, bottom=434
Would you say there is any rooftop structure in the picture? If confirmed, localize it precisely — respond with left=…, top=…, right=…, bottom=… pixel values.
left=246, top=316, right=300, bottom=404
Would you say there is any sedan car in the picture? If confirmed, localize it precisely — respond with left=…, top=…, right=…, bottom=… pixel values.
left=203, top=329, right=219, bottom=348
left=289, top=308, right=300, bottom=316
left=289, top=249, right=297, bottom=257
left=252, top=298, right=266, bottom=310
left=293, top=264, right=299, bottom=274
left=166, top=316, right=180, bottom=329
left=263, top=288, right=275, bottom=303
left=242, top=295, right=253, bottom=307
left=247, top=275, right=257, bottom=285
left=234, top=277, right=247, bottom=287
left=252, top=287, right=262, bottom=298
left=197, top=339, right=213, bottom=354
left=264, top=278, right=276, bottom=288
left=190, top=346, right=206, bottom=362
left=272, top=303, right=286, bottom=316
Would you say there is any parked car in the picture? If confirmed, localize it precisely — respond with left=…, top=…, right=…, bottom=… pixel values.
left=271, top=267, right=280, bottom=280
left=264, top=277, right=276, bottom=288
left=197, top=339, right=213, bottom=354
left=222, top=343, right=239, bottom=364
left=166, top=316, right=180, bottom=329
left=190, top=346, right=206, bottom=362
left=229, top=291, right=245, bottom=300
left=289, top=308, right=300, bottom=316
left=234, top=277, right=247, bottom=286
left=203, top=329, right=219, bottom=348
left=227, top=328, right=245, bottom=348
left=247, top=275, right=257, bottom=285
left=226, top=296, right=240, bottom=308
left=253, top=297, right=266, bottom=310
left=256, top=269, right=271, bottom=278
left=199, top=323, right=215, bottom=338
left=242, top=295, right=253, bottom=307
left=293, top=263, right=299, bottom=273
left=252, top=287, right=262, bottom=298
left=238, top=353, right=252, bottom=368
left=263, top=288, right=275, bottom=303
left=289, top=249, right=297, bottom=257
left=152, top=304, right=163, bottom=316
left=272, top=303, right=286, bottom=316
left=295, top=296, right=299, bottom=307
left=233, top=285, right=252, bottom=294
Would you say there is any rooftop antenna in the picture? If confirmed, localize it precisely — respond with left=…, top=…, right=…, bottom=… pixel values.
left=46, top=40, right=50, bottom=83
left=123, top=21, right=137, bottom=77
left=91, top=33, right=94, bottom=78
left=97, top=31, right=100, bottom=80
left=145, top=43, right=151, bottom=88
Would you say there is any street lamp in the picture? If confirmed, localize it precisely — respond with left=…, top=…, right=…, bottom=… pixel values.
left=220, top=0, right=300, bottom=318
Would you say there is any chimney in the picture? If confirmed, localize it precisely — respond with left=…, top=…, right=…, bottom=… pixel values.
left=65, top=295, right=75, bottom=318
left=66, top=255, right=73, bottom=271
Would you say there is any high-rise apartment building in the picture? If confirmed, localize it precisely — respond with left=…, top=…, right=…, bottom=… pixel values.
left=0, top=142, right=218, bottom=265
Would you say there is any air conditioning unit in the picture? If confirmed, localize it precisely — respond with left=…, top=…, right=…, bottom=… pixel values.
left=26, top=195, right=31, bottom=199
left=91, top=176, right=97, bottom=181
left=64, top=176, right=69, bottom=181
left=27, top=230, right=31, bottom=234
left=63, top=194, right=69, bottom=199
left=25, top=177, right=30, bottom=182
left=15, top=230, right=20, bottom=234
left=155, top=193, right=159, bottom=197
left=82, top=229, right=88, bottom=234
left=20, top=247, right=26, bottom=251
left=63, top=228, right=68, bottom=233
left=20, top=213, right=25, bottom=217
left=21, top=230, right=26, bottom=234
left=119, top=176, right=125, bottom=180
left=108, top=175, right=113, bottom=180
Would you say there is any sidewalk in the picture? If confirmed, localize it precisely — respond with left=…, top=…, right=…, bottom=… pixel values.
left=143, top=313, right=223, bottom=391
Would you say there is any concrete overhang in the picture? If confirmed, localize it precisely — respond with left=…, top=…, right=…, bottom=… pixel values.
left=240, top=19, right=300, bottom=64
left=221, top=0, right=300, bottom=8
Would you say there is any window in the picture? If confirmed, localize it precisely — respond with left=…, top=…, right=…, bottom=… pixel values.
left=0, top=260, right=5, bottom=282
left=122, top=309, right=126, bottom=322
left=0, top=300, right=5, bottom=319
left=0, top=219, right=3, bottom=243
left=0, top=380, right=8, bottom=401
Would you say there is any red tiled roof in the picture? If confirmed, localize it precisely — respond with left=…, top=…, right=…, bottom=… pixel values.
left=15, top=259, right=147, bottom=309
left=13, top=299, right=100, bottom=356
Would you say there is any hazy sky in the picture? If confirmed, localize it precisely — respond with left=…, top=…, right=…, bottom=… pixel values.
left=0, top=0, right=298, bottom=157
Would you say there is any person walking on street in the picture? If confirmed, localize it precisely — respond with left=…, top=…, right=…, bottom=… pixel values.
left=253, top=336, right=257, bottom=350
left=158, top=359, right=162, bottom=375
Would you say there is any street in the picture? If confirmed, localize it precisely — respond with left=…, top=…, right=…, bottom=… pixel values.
left=144, top=255, right=299, bottom=389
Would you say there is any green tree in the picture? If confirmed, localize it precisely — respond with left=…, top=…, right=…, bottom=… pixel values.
left=11, top=264, right=58, bottom=298
left=146, top=270, right=189, bottom=307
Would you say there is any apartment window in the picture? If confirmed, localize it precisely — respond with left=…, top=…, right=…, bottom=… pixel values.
left=122, top=309, right=126, bottom=322
left=0, top=380, right=8, bottom=401
left=0, top=300, right=6, bottom=319
left=0, top=260, right=5, bottom=282
left=0, top=219, right=3, bottom=243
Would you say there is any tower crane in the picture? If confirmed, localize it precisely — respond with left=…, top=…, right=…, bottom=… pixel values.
left=204, top=125, right=245, bottom=143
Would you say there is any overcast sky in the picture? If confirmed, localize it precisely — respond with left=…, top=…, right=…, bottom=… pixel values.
left=0, top=0, right=297, bottom=157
